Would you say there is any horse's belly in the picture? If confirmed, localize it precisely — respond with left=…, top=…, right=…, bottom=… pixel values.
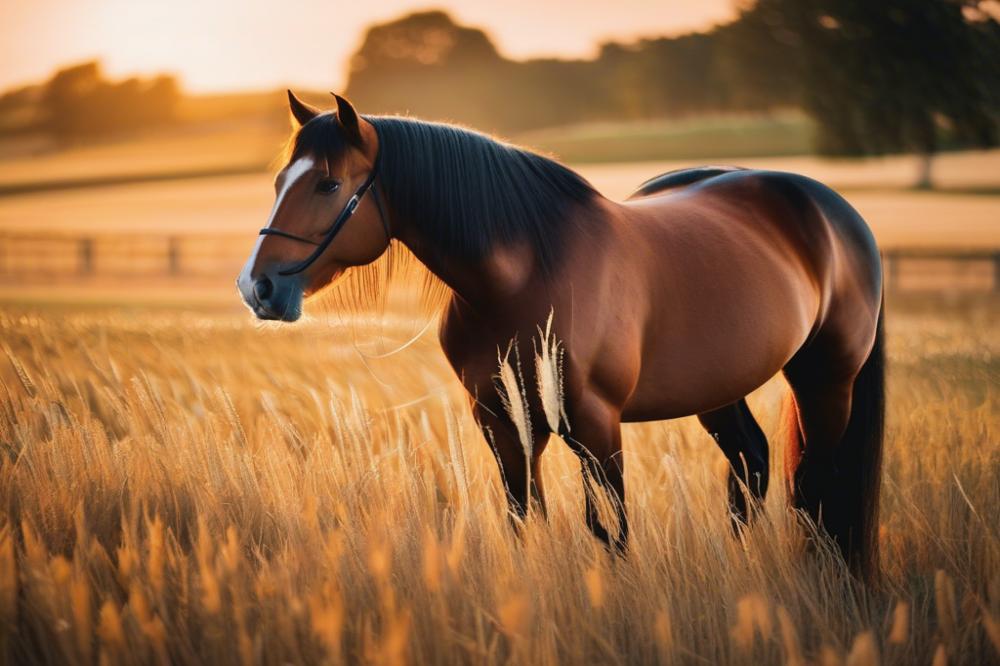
left=622, top=357, right=786, bottom=421
left=621, top=277, right=817, bottom=422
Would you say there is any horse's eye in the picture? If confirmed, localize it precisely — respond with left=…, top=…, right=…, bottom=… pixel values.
left=316, top=179, right=341, bottom=195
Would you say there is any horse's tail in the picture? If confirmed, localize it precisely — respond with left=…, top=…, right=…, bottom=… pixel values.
left=838, top=301, right=886, bottom=580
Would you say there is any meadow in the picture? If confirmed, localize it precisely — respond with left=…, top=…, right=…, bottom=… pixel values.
left=0, top=289, right=997, bottom=665
left=0, top=114, right=998, bottom=664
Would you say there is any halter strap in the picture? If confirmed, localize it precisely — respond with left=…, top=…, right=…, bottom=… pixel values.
left=258, top=127, right=386, bottom=276
left=257, top=227, right=322, bottom=246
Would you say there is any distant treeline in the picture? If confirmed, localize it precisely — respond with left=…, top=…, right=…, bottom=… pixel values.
left=0, top=62, right=179, bottom=142
left=1, top=0, right=997, bottom=169
left=344, top=11, right=777, bottom=133
left=346, top=2, right=1000, bottom=164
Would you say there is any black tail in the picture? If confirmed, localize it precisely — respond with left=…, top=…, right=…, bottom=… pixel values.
left=835, top=304, right=886, bottom=581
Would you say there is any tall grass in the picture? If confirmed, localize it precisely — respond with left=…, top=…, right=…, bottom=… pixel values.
left=0, top=296, right=997, bottom=664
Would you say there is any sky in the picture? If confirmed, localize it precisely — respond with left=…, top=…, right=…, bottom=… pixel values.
left=0, top=0, right=735, bottom=94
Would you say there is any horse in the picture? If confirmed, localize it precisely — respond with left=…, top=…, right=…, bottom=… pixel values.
left=237, top=91, right=885, bottom=581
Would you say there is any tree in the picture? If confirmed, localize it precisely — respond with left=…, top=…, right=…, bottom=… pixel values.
left=726, top=0, right=1000, bottom=187
left=345, top=11, right=508, bottom=129
left=40, top=61, right=180, bottom=142
left=344, top=11, right=759, bottom=132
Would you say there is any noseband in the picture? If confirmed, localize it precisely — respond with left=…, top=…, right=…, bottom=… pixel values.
left=258, top=135, right=388, bottom=276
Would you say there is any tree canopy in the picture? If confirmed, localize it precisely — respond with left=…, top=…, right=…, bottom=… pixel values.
left=725, top=0, right=1000, bottom=158
left=345, top=3, right=999, bottom=166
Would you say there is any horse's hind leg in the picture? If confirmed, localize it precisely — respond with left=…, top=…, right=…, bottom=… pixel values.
left=782, top=371, right=855, bottom=561
left=782, top=312, right=885, bottom=580
left=697, top=398, right=769, bottom=528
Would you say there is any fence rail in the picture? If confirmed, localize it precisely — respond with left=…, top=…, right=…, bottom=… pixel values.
left=0, top=232, right=998, bottom=292
left=881, top=248, right=1000, bottom=292
left=0, top=232, right=249, bottom=280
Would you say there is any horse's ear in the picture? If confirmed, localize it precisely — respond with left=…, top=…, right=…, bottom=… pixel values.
left=287, top=90, right=319, bottom=127
left=331, top=93, right=362, bottom=145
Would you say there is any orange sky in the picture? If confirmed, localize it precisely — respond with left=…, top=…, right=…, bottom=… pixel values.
left=1, top=0, right=735, bottom=93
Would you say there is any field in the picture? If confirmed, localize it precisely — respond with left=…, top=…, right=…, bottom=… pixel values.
left=0, top=113, right=808, bottom=193
left=3, top=140, right=999, bottom=242
left=507, top=112, right=814, bottom=163
left=0, top=290, right=997, bottom=665
left=3, top=148, right=999, bottom=306
left=1, top=114, right=998, bottom=664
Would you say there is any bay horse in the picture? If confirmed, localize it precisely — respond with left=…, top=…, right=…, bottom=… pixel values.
left=237, top=92, right=885, bottom=580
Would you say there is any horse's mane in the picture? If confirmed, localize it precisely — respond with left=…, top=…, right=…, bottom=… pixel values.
left=291, top=113, right=599, bottom=270
left=368, top=116, right=598, bottom=269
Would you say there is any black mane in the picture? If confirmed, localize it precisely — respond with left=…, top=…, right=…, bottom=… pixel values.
left=292, top=114, right=599, bottom=269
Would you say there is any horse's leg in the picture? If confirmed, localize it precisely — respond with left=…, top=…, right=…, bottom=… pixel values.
left=474, top=405, right=551, bottom=523
left=697, top=398, right=769, bottom=528
left=782, top=374, right=853, bottom=525
left=563, top=393, right=628, bottom=554
left=782, top=316, right=885, bottom=580
left=783, top=374, right=856, bottom=570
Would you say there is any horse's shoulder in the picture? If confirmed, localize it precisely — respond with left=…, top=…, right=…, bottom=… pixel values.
left=627, top=166, right=746, bottom=199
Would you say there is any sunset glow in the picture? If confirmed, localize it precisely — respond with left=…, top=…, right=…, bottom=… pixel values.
left=1, top=0, right=734, bottom=92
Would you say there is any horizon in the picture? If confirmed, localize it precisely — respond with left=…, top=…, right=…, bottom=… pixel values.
left=1, top=0, right=734, bottom=94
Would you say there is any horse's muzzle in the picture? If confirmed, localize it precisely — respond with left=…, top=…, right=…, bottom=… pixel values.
left=239, top=273, right=303, bottom=322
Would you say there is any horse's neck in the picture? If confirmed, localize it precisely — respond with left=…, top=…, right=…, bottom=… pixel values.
left=392, top=194, right=616, bottom=312
left=396, top=227, right=539, bottom=310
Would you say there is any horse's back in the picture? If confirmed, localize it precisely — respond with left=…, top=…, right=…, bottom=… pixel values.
left=627, top=166, right=745, bottom=199
left=632, top=167, right=880, bottom=289
left=678, top=167, right=882, bottom=314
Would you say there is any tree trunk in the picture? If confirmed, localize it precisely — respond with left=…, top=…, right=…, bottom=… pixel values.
left=915, top=151, right=934, bottom=190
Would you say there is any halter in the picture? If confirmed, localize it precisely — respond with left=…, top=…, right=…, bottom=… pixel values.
left=258, top=136, right=388, bottom=276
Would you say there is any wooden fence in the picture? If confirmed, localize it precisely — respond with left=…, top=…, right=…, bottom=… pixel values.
left=0, top=231, right=998, bottom=292
left=881, top=248, right=1000, bottom=292
left=0, top=232, right=249, bottom=281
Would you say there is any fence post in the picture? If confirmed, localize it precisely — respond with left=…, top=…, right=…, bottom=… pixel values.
left=994, top=251, right=1000, bottom=293
left=884, top=251, right=899, bottom=292
left=79, top=237, right=94, bottom=275
left=167, top=237, right=181, bottom=275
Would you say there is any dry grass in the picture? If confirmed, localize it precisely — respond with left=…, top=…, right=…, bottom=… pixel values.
left=0, top=294, right=997, bottom=665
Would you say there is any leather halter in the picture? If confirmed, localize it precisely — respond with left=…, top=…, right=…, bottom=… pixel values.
left=258, top=135, right=388, bottom=276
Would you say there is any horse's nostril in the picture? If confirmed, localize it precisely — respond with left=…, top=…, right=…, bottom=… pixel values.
left=253, top=275, right=273, bottom=302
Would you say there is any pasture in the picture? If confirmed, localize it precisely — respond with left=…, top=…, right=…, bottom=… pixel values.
left=0, top=134, right=997, bottom=664
left=0, top=292, right=997, bottom=665
left=2, top=149, right=999, bottom=304
left=3, top=148, right=999, bottom=240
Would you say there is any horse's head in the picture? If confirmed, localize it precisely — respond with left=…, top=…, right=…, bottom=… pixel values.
left=237, top=91, right=389, bottom=321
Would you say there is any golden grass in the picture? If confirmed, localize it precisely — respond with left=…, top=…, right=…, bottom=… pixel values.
left=0, top=294, right=997, bottom=665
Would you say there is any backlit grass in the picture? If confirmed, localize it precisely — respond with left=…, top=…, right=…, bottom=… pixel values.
left=0, top=295, right=997, bottom=664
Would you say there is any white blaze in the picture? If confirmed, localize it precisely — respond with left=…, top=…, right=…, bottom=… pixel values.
left=237, top=156, right=315, bottom=298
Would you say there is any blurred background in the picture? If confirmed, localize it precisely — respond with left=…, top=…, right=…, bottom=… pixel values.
left=0, top=0, right=998, bottom=301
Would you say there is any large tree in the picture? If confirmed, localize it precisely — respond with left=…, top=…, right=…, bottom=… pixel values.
left=725, top=0, right=1000, bottom=187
